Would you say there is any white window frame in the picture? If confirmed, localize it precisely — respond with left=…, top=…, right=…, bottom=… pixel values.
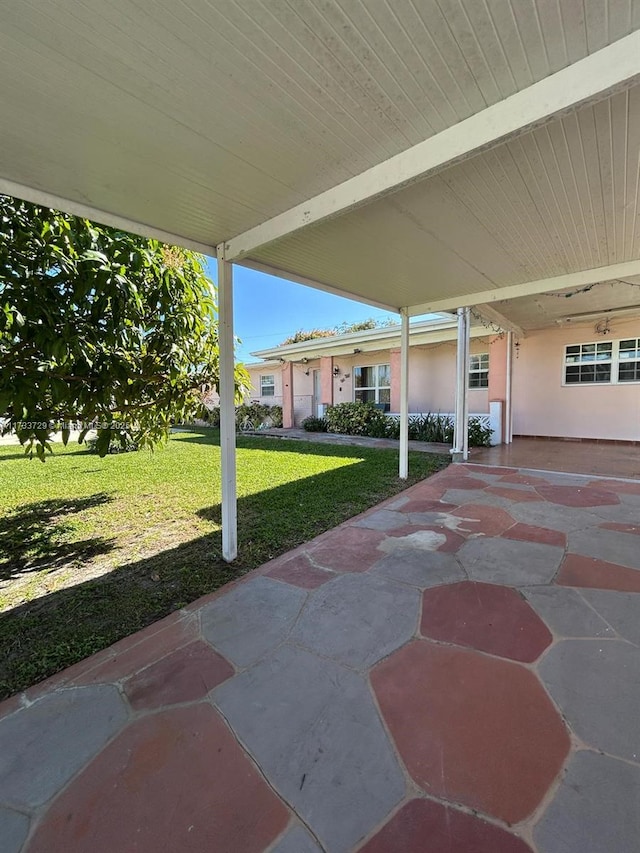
left=260, top=374, right=275, bottom=397
left=469, top=353, right=489, bottom=389
left=562, top=338, right=640, bottom=386
left=353, top=363, right=391, bottom=407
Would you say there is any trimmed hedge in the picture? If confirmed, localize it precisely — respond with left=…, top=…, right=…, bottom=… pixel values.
left=324, top=402, right=389, bottom=437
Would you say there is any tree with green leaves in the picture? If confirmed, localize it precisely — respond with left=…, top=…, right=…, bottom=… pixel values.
left=0, top=195, right=249, bottom=458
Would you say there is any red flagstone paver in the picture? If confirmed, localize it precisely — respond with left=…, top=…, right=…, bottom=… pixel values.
left=556, top=553, right=640, bottom=592
left=451, top=504, right=515, bottom=537
left=25, top=704, right=289, bottom=853
left=123, top=641, right=234, bottom=711
left=360, top=799, right=533, bottom=853
left=372, top=640, right=570, bottom=824
left=25, top=612, right=199, bottom=698
left=467, top=465, right=518, bottom=476
left=420, top=582, right=552, bottom=662
left=535, top=485, right=620, bottom=507
left=402, top=482, right=447, bottom=502
left=499, top=473, right=551, bottom=486
left=600, top=521, right=640, bottom=536
left=386, top=525, right=466, bottom=553
left=306, top=526, right=386, bottom=572
left=587, top=479, right=640, bottom=495
left=485, top=486, right=542, bottom=502
left=502, top=522, right=567, bottom=548
left=400, top=498, right=458, bottom=513
left=264, top=553, right=335, bottom=589
left=436, top=474, right=491, bottom=490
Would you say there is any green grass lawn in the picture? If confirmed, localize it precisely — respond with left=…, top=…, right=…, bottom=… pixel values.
left=0, top=429, right=447, bottom=699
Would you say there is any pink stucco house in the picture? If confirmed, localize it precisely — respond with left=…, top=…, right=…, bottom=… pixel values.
left=238, top=309, right=639, bottom=445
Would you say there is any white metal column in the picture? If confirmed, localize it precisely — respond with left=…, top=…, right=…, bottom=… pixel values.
left=505, top=331, right=513, bottom=444
left=462, top=306, right=471, bottom=461
left=399, top=309, right=410, bottom=479
left=451, top=307, right=469, bottom=463
left=217, top=248, right=237, bottom=561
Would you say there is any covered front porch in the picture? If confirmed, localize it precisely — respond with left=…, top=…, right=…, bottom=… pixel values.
left=2, top=462, right=639, bottom=852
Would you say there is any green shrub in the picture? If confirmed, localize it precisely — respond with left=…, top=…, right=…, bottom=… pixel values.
left=394, top=413, right=492, bottom=446
left=207, top=406, right=221, bottom=427
left=86, top=435, right=138, bottom=455
left=468, top=417, right=494, bottom=447
left=302, top=416, right=328, bottom=432
left=325, top=402, right=389, bottom=437
left=326, top=407, right=493, bottom=447
left=235, top=402, right=283, bottom=428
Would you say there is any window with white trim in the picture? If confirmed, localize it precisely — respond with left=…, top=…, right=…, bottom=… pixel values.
left=354, top=364, right=391, bottom=409
left=564, top=338, right=640, bottom=385
left=618, top=338, right=640, bottom=382
left=469, top=353, right=489, bottom=388
left=260, top=374, right=275, bottom=397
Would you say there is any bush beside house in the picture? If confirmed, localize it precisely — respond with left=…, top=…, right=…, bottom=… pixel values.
left=303, top=402, right=493, bottom=447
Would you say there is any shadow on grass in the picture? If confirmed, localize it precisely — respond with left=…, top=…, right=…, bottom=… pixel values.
left=0, top=494, right=116, bottom=584
left=0, top=450, right=448, bottom=699
left=172, top=428, right=451, bottom=457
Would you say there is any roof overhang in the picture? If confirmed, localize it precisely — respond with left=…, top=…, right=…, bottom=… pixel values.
left=252, top=318, right=490, bottom=361
left=1, top=2, right=639, bottom=317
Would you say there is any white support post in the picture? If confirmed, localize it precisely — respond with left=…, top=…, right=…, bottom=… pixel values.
left=462, top=307, right=471, bottom=461
left=505, top=331, right=513, bottom=444
left=217, top=249, right=238, bottom=562
left=399, top=309, right=410, bottom=480
left=451, top=308, right=466, bottom=463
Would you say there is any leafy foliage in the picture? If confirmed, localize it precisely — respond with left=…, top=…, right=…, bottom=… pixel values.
left=324, top=403, right=493, bottom=447
left=325, top=402, right=389, bottom=437
left=279, top=317, right=398, bottom=345
left=235, top=402, right=283, bottom=428
left=0, top=195, right=249, bottom=458
left=279, top=328, right=336, bottom=345
left=301, top=415, right=328, bottom=432
left=334, top=317, right=398, bottom=334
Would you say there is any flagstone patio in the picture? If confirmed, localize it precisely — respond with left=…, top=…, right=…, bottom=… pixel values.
left=1, top=463, right=639, bottom=852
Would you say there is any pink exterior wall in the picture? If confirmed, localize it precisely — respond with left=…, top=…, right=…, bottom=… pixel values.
left=390, top=349, right=401, bottom=412
left=512, top=319, right=640, bottom=441
left=281, top=362, right=294, bottom=428
left=488, top=335, right=508, bottom=438
left=320, top=357, right=334, bottom=406
left=244, top=365, right=284, bottom=403
left=407, top=341, right=490, bottom=414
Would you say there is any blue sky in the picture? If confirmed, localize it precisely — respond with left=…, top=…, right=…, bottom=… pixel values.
left=204, top=259, right=400, bottom=363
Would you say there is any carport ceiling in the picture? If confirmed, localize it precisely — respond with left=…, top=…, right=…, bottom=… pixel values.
left=1, top=1, right=640, bottom=313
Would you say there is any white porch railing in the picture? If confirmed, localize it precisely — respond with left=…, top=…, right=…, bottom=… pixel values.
left=386, top=412, right=491, bottom=429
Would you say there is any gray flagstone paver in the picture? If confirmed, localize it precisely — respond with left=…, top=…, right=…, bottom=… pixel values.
left=200, top=576, right=307, bottom=667
left=522, top=587, right=615, bottom=639
left=290, top=572, right=419, bottom=669
left=0, top=806, right=30, bottom=853
left=211, top=644, right=405, bottom=852
left=458, top=538, right=564, bottom=586
left=0, top=685, right=128, bottom=809
left=534, top=751, right=640, bottom=853
left=539, top=639, right=640, bottom=762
